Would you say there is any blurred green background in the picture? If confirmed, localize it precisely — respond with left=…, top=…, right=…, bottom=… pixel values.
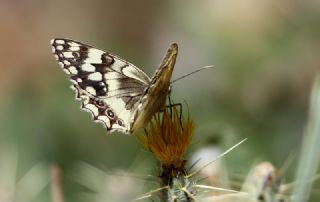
left=0, top=0, right=320, bottom=201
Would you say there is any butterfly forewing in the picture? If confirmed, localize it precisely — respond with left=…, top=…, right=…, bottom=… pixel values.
left=51, top=38, right=151, bottom=133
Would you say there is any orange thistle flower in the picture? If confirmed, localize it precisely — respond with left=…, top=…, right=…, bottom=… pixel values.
left=138, top=106, right=195, bottom=171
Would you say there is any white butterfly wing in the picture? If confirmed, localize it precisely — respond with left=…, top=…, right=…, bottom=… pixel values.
left=51, top=38, right=151, bottom=133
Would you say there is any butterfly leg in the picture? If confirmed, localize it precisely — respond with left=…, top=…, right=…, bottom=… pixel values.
left=144, top=128, right=149, bottom=136
left=167, top=95, right=173, bottom=116
left=163, top=101, right=184, bottom=130
left=166, top=95, right=182, bottom=118
left=173, top=103, right=183, bottom=130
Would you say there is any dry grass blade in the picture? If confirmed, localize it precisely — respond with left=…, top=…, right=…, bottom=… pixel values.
left=293, top=77, right=320, bottom=202
left=51, top=164, right=65, bottom=202
left=186, top=138, right=247, bottom=178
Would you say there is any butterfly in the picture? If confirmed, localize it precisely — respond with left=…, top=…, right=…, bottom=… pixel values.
left=50, top=38, right=177, bottom=134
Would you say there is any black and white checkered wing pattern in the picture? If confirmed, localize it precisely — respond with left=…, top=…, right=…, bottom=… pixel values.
left=50, top=38, right=151, bottom=133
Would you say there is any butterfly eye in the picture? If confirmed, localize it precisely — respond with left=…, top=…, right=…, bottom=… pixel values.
left=95, top=100, right=105, bottom=108
left=106, top=109, right=115, bottom=119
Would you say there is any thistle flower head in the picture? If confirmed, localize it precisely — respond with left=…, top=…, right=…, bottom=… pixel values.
left=135, top=106, right=246, bottom=201
left=138, top=106, right=195, bottom=171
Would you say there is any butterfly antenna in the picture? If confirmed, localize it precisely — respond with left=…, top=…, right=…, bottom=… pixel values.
left=171, top=65, right=215, bottom=84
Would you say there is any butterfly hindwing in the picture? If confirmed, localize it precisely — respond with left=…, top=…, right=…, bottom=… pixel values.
left=72, top=84, right=140, bottom=132
left=130, top=43, right=178, bottom=131
left=51, top=38, right=151, bottom=133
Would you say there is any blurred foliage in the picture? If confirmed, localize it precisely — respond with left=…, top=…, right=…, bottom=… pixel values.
left=0, top=0, right=320, bottom=201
